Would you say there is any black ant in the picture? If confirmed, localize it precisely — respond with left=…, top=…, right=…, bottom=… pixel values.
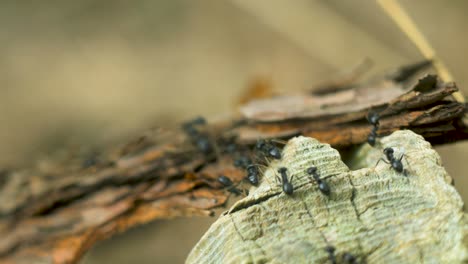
left=366, top=111, right=380, bottom=146
left=277, top=167, right=293, bottom=195
left=376, top=147, right=407, bottom=175
left=217, top=175, right=243, bottom=196
left=246, top=164, right=260, bottom=186
left=307, top=166, right=330, bottom=196
left=256, top=139, right=282, bottom=160
left=232, top=155, right=260, bottom=186
left=342, top=252, right=358, bottom=264
left=181, top=116, right=213, bottom=154
left=325, top=246, right=337, bottom=264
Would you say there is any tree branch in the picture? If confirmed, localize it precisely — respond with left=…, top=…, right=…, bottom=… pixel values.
left=0, top=67, right=466, bottom=263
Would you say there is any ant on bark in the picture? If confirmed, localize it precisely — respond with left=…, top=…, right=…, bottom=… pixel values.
left=366, top=111, right=380, bottom=146
left=325, top=246, right=360, bottom=264
left=256, top=139, right=282, bottom=160
left=277, top=167, right=294, bottom=195
left=217, top=175, right=245, bottom=196
left=342, top=252, right=358, bottom=264
left=307, top=166, right=330, bottom=196
left=233, top=155, right=261, bottom=186
left=376, top=147, right=409, bottom=176
left=325, top=246, right=337, bottom=264
left=182, top=116, right=214, bottom=154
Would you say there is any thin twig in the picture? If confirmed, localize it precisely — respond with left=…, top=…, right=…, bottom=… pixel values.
left=377, top=0, right=466, bottom=103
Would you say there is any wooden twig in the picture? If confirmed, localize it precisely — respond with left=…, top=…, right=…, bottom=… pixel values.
left=377, top=0, right=466, bottom=103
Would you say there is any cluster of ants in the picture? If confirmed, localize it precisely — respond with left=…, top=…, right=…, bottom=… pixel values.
left=223, top=138, right=332, bottom=198
left=182, top=113, right=408, bottom=264
left=183, top=111, right=408, bottom=200
left=182, top=116, right=332, bottom=197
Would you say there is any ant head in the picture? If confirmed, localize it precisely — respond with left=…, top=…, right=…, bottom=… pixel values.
left=367, top=111, right=380, bottom=125
left=307, top=166, right=317, bottom=175
left=246, top=164, right=258, bottom=174
left=383, top=147, right=394, bottom=155
left=278, top=167, right=287, bottom=174
left=325, top=246, right=336, bottom=253
left=268, top=148, right=282, bottom=159
left=255, top=139, right=266, bottom=149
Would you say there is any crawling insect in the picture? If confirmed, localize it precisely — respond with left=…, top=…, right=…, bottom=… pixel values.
left=181, top=116, right=214, bottom=155
left=376, top=147, right=408, bottom=175
left=366, top=111, right=380, bottom=146
left=325, top=246, right=337, bottom=264
left=277, top=167, right=294, bottom=195
left=218, top=175, right=242, bottom=196
left=256, top=139, right=282, bottom=159
left=342, top=252, right=358, bottom=264
left=246, top=164, right=260, bottom=186
left=307, top=166, right=330, bottom=196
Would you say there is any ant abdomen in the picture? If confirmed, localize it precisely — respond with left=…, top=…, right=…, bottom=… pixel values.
left=246, top=165, right=259, bottom=186
left=317, top=180, right=330, bottom=196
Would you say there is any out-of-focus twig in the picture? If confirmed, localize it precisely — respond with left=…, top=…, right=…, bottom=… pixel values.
left=377, top=0, right=466, bottom=103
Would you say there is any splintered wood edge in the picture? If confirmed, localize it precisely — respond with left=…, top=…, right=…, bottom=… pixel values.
left=187, top=130, right=467, bottom=264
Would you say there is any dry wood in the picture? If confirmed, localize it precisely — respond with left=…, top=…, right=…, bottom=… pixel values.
left=187, top=131, right=467, bottom=263
left=0, top=66, right=467, bottom=263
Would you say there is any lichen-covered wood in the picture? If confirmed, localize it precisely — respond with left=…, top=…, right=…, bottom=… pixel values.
left=187, top=130, right=467, bottom=263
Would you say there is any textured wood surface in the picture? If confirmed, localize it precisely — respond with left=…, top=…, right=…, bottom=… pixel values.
left=187, top=130, right=467, bottom=263
left=0, top=68, right=467, bottom=263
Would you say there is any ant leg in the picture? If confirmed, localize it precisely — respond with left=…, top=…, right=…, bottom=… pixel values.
left=375, top=158, right=389, bottom=167
left=402, top=154, right=412, bottom=170
left=276, top=174, right=281, bottom=185
left=241, top=188, right=249, bottom=196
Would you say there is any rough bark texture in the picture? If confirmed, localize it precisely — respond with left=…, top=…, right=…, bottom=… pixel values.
left=0, top=68, right=467, bottom=263
left=187, top=131, right=467, bottom=264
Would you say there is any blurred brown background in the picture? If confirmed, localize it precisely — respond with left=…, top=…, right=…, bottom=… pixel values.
left=0, top=1, right=466, bottom=263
